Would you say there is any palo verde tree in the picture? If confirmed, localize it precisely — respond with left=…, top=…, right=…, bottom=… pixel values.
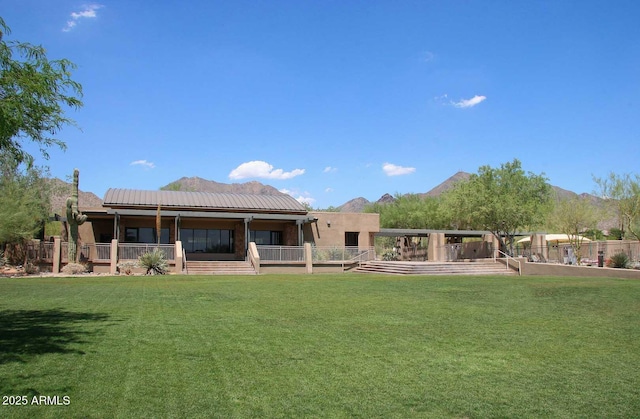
left=442, top=159, right=552, bottom=255
left=365, top=193, right=448, bottom=229
left=548, top=196, right=600, bottom=265
left=0, top=151, right=50, bottom=264
left=0, top=17, right=83, bottom=166
left=594, top=172, right=640, bottom=241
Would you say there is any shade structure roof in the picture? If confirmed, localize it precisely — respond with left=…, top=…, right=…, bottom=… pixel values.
left=517, top=234, right=592, bottom=244
left=103, top=189, right=308, bottom=214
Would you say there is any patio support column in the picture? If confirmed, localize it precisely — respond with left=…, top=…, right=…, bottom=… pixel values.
left=296, top=220, right=303, bottom=245
left=175, top=240, right=183, bottom=273
left=109, top=239, right=118, bottom=275
left=113, top=213, right=120, bottom=241
left=52, top=236, right=62, bottom=273
left=175, top=214, right=181, bottom=242
left=428, top=233, right=446, bottom=262
left=304, top=242, right=313, bottom=274
left=530, top=233, right=547, bottom=260
left=483, top=234, right=499, bottom=258
left=244, top=217, right=252, bottom=257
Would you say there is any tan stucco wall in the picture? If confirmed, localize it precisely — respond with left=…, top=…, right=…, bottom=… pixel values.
left=305, top=212, right=380, bottom=248
left=519, top=258, right=640, bottom=279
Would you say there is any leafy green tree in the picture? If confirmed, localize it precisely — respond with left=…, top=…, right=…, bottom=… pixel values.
left=0, top=17, right=82, bottom=166
left=548, top=196, right=600, bottom=264
left=442, top=159, right=552, bottom=255
left=366, top=194, right=448, bottom=229
left=160, top=182, right=194, bottom=192
left=607, top=227, right=624, bottom=240
left=594, top=172, right=640, bottom=241
left=319, top=206, right=341, bottom=212
left=582, top=228, right=605, bottom=241
left=0, top=152, right=51, bottom=264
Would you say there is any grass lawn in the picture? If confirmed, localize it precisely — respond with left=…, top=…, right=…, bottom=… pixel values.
left=0, top=274, right=639, bottom=418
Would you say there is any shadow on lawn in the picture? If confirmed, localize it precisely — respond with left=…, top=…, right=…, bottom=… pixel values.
left=0, top=309, right=111, bottom=364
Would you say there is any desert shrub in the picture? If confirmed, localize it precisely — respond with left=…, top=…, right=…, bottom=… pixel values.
left=24, top=262, right=38, bottom=274
left=315, top=247, right=345, bottom=261
left=117, top=261, right=137, bottom=275
left=61, top=263, right=88, bottom=275
left=607, top=252, right=630, bottom=269
left=138, top=249, right=168, bottom=275
left=382, top=251, right=398, bottom=261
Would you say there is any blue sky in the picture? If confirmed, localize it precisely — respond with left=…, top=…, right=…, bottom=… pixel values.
left=3, top=1, right=639, bottom=208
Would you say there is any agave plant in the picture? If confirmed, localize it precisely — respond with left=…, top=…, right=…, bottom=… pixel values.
left=138, top=249, right=168, bottom=275
left=607, top=252, right=630, bottom=269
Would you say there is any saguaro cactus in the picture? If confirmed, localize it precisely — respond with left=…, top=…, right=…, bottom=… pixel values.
left=66, top=168, right=87, bottom=263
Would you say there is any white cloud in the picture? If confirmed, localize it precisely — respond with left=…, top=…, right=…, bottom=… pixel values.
left=325, top=187, right=334, bottom=193
left=383, top=163, right=416, bottom=176
left=296, top=195, right=316, bottom=206
left=130, top=160, right=155, bottom=169
left=422, top=51, right=435, bottom=62
left=279, top=188, right=315, bottom=206
left=229, top=160, right=305, bottom=180
left=63, top=4, right=104, bottom=32
left=434, top=93, right=449, bottom=104
left=452, top=95, right=487, bottom=108
left=323, top=166, right=338, bottom=173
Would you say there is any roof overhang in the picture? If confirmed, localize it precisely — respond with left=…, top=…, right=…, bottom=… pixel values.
left=105, top=208, right=315, bottom=222
left=377, top=228, right=493, bottom=237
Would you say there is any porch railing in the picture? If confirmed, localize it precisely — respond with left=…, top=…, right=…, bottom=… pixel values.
left=118, top=243, right=175, bottom=261
left=85, top=243, right=112, bottom=261
left=256, top=245, right=376, bottom=263
left=257, top=245, right=305, bottom=262
left=312, top=246, right=363, bottom=262
left=32, top=241, right=55, bottom=261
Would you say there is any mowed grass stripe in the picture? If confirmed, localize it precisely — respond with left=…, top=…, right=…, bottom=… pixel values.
left=0, top=275, right=638, bottom=418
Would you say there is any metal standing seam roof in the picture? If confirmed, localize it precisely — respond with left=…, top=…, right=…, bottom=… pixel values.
left=103, top=189, right=308, bottom=213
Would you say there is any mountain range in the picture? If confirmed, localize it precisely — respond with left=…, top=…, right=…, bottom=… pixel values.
left=336, top=171, right=601, bottom=212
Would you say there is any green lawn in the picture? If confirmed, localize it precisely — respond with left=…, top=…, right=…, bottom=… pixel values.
left=0, top=274, right=639, bottom=418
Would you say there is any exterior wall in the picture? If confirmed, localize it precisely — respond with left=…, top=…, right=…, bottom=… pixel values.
left=519, top=258, right=640, bottom=279
left=84, top=219, right=113, bottom=243
left=304, top=212, right=379, bottom=249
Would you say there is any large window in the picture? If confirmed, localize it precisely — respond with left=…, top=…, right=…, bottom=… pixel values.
left=250, top=230, right=283, bottom=245
left=180, top=229, right=234, bottom=253
left=125, top=227, right=170, bottom=244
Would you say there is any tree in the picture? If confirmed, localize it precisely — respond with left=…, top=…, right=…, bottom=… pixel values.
left=0, top=17, right=82, bottom=166
left=0, top=152, right=51, bottom=264
left=594, top=172, right=640, bottom=241
left=442, top=159, right=552, bottom=255
left=365, top=194, right=448, bottom=229
left=548, top=196, right=600, bottom=265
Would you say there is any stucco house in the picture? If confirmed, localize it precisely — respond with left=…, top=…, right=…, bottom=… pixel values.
left=67, top=188, right=379, bottom=274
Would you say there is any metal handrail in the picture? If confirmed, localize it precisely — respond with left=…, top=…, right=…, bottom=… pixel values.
left=495, top=250, right=521, bottom=275
left=346, top=247, right=376, bottom=266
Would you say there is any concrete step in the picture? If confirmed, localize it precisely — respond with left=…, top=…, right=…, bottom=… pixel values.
left=186, top=261, right=257, bottom=275
left=354, top=260, right=516, bottom=276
